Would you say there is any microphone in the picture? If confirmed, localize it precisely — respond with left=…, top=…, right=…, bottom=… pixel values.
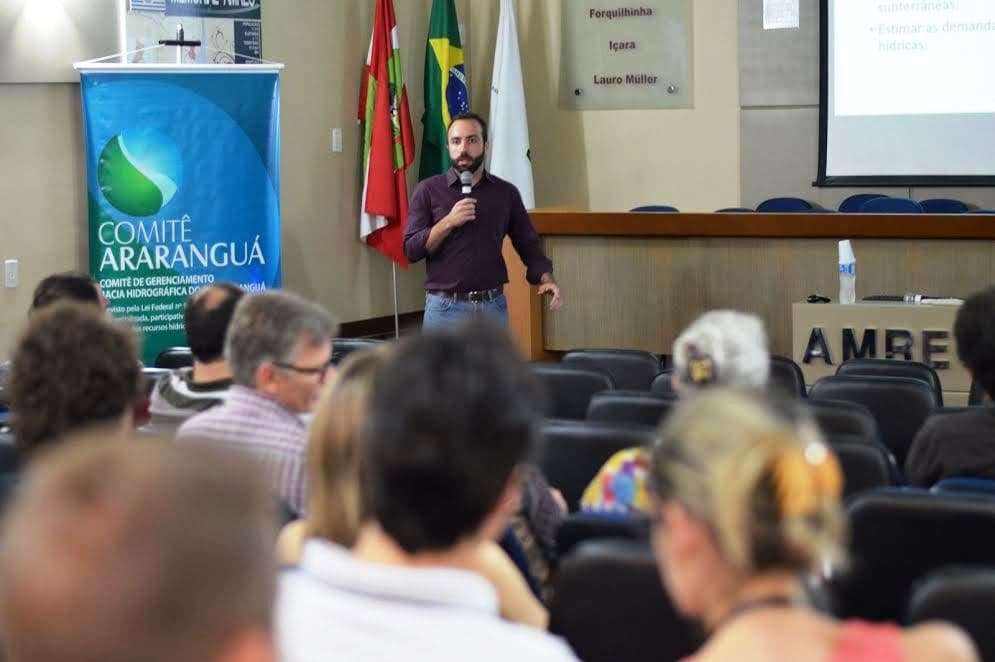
left=460, top=170, right=473, bottom=196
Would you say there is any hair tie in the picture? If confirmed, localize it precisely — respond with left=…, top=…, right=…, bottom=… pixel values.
left=685, top=346, right=717, bottom=385
left=771, top=442, right=842, bottom=518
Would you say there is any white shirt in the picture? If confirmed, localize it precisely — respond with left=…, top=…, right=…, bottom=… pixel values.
left=276, top=539, right=579, bottom=662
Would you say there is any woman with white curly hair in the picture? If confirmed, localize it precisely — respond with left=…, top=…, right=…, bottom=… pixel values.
left=580, top=310, right=771, bottom=514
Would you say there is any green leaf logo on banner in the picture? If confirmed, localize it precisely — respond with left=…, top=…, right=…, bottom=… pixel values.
left=97, top=130, right=182, bottom=217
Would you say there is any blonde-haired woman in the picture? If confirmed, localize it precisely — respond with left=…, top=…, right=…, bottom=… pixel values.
left=649, top=390, right=976, bottom=662
left=276, top=348, right=548, bottom=628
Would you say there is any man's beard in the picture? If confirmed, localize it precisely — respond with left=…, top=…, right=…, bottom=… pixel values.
left=453, top=151, right=485, bottom=174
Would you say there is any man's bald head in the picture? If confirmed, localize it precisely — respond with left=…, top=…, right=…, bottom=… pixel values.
left=0, top=437, right=277, bottom=662
left=185, top=283, right=245, bottom=364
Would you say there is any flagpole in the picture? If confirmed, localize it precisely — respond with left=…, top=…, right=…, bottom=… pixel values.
left=391, top=262, right=400, bottom=339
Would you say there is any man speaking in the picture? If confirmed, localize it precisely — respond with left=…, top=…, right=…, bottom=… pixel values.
left=404, top=112, right=561, bottom=329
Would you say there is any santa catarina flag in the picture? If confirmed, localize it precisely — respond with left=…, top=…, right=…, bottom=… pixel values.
left=418, top=0, right=469, bottom=180
left=359, top=0, right=415, bottom=266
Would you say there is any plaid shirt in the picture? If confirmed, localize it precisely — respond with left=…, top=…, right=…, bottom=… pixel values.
left=176, top=385, right=307, bottom=514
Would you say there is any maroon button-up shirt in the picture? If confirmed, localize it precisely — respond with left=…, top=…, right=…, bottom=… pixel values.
left=403, top=168, right=553, bottom=292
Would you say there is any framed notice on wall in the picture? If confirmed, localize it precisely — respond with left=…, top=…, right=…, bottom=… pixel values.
left=561, top=1, right=692, bottom=110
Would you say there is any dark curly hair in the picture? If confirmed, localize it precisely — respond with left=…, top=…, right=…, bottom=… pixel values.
left=9, top=303, right=142, bottom=452
left=955, top=286, right=995, bottom=400
left=362, top=319, right=544, bottom=553
left=30, top=272, right=101, bottom=312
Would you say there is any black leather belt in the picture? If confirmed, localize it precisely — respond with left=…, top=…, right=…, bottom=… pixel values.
left=428, top=287, right=503, bottom=303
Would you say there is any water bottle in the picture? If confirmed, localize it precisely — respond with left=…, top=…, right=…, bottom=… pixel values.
left=838, top=240, right=856, bottom=305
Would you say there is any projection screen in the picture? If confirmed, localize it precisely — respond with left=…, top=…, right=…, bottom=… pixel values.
left=818, top=0, right=995, bottom=186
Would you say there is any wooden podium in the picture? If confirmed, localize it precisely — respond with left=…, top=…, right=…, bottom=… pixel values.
left=505, top=210, right=995, bottom=362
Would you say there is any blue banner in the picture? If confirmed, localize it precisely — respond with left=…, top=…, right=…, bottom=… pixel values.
left=165, top=0, right=261, bottom=19
left=80, top=70, right=281, bottom=364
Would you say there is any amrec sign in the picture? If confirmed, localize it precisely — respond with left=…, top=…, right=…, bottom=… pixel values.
left=792, top=302, right=970, bottom=403
left=801, top=327, right=950, bottom=369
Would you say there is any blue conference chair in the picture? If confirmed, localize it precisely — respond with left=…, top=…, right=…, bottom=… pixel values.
left=154, top=346, right=194, bottom=369
left=839, top=193, right=886, bottom=213
left=919, top=198, right=969, bottom=214
left=756, top=197, right=814, bottom=212
left=630, top=205, right=679, bottom=212
left=932, top=477, right=995, bottom=496
left=967, top=209, right=995, bottom=214
left=715, top=207, right=754, bottom=213
left=860, top=197, right=924, bottom=213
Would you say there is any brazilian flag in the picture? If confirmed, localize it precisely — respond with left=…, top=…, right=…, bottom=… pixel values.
left=418, top=0, right=470, bottom=180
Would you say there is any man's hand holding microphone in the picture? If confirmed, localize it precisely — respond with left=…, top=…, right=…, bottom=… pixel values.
left=425, top=172, right=476, bottom=254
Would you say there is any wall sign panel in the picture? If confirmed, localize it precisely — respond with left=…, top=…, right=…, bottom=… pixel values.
left=560, top=1, right=692, bottom=110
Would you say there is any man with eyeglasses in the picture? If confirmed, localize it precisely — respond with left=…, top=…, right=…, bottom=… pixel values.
left=177, top=290, right=338, bottom=515
left=404, top=112, right=562, bottom=330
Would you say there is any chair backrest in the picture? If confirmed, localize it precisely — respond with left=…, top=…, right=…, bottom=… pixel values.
left=630, top=205, right=679, bottom=212
left=555, top=512, right=650, bottom=558
left=831, top=441, right=895, bottom=498
left=967, top=209, right=995, bottom=214
left=933, top=406, right=971, bottom=416
left=834, top=489, right=995, bottom=621
left=715, top=207, right=754, bottom=213
left=650, top=369, right=676, bottom=396
left=769, top=355, right=806, bottom=398
left=586, top=390, right=673, bottom=428
left=835, top=358, right=943, bottom=406
left=804, top=398, right=880, bottom=442
left=531, top=364, right=615, bottom=420
left=537, top=420, right=654, bottom=511
left=838, top=193, right=886, bottom=213
left=859, top=197, right=924, bottom=213
left=969, top=379, right=986, bottom=406
left=140, top=368, right=173, bottom=397
left=331, top=337, right=385, bottom=365
left=907, top=567, right=995, bottom=662
left=562, top=349, right=662, bottom=391
left=756, top=197, right=814, bottom=212
left=154, top=346, right=193, bottom=369
left=919, top=198, right=969, bottom=214
left=549, top=539, right=703, bottom=662
left=0, top=436, right=22, bottom=475
left=809, top=375, right=937, bottom=467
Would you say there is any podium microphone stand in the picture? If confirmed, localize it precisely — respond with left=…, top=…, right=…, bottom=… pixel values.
left=158, top=26, right=202, bottom=64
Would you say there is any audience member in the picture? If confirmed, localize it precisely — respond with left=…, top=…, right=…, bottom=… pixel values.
left=0, top=271, right=107, bottom=405
left=0, top=436, right=277, bottom=662
left=276, top=321, right=578, bottom=661
left=150, top=283, right=244, bottom=418
left=177, top=290, right=337, bottom=515
left=648, top=389, right=976, bottom=662
left=581, top=310, right=770, bottom=514
left=906, top=286, right=995, bottom=486
left=669, top=310, right=770, bottom=394
left=275, top=347, right=390, bottom=562
left=275, top=346, right=548, bottom=628
left=9, top=303, right=141, bottom=454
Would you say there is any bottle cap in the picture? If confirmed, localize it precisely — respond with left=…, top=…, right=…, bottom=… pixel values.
left=838, top=239, right=855, bottom=265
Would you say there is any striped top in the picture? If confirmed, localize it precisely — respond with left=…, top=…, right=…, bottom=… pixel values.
left=177, top=385, right=307, bottom=514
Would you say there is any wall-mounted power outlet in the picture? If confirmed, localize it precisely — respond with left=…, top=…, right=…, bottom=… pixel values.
left=4, top=259, right=18, bottom=288
left=331, top=128, right=343, bottom=153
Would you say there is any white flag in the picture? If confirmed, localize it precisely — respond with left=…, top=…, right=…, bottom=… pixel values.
left=487, top=0, right=535, bottom=209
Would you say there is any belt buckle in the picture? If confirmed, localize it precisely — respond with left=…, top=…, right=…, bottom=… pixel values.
left=467, top=290, right=488, bottom=303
